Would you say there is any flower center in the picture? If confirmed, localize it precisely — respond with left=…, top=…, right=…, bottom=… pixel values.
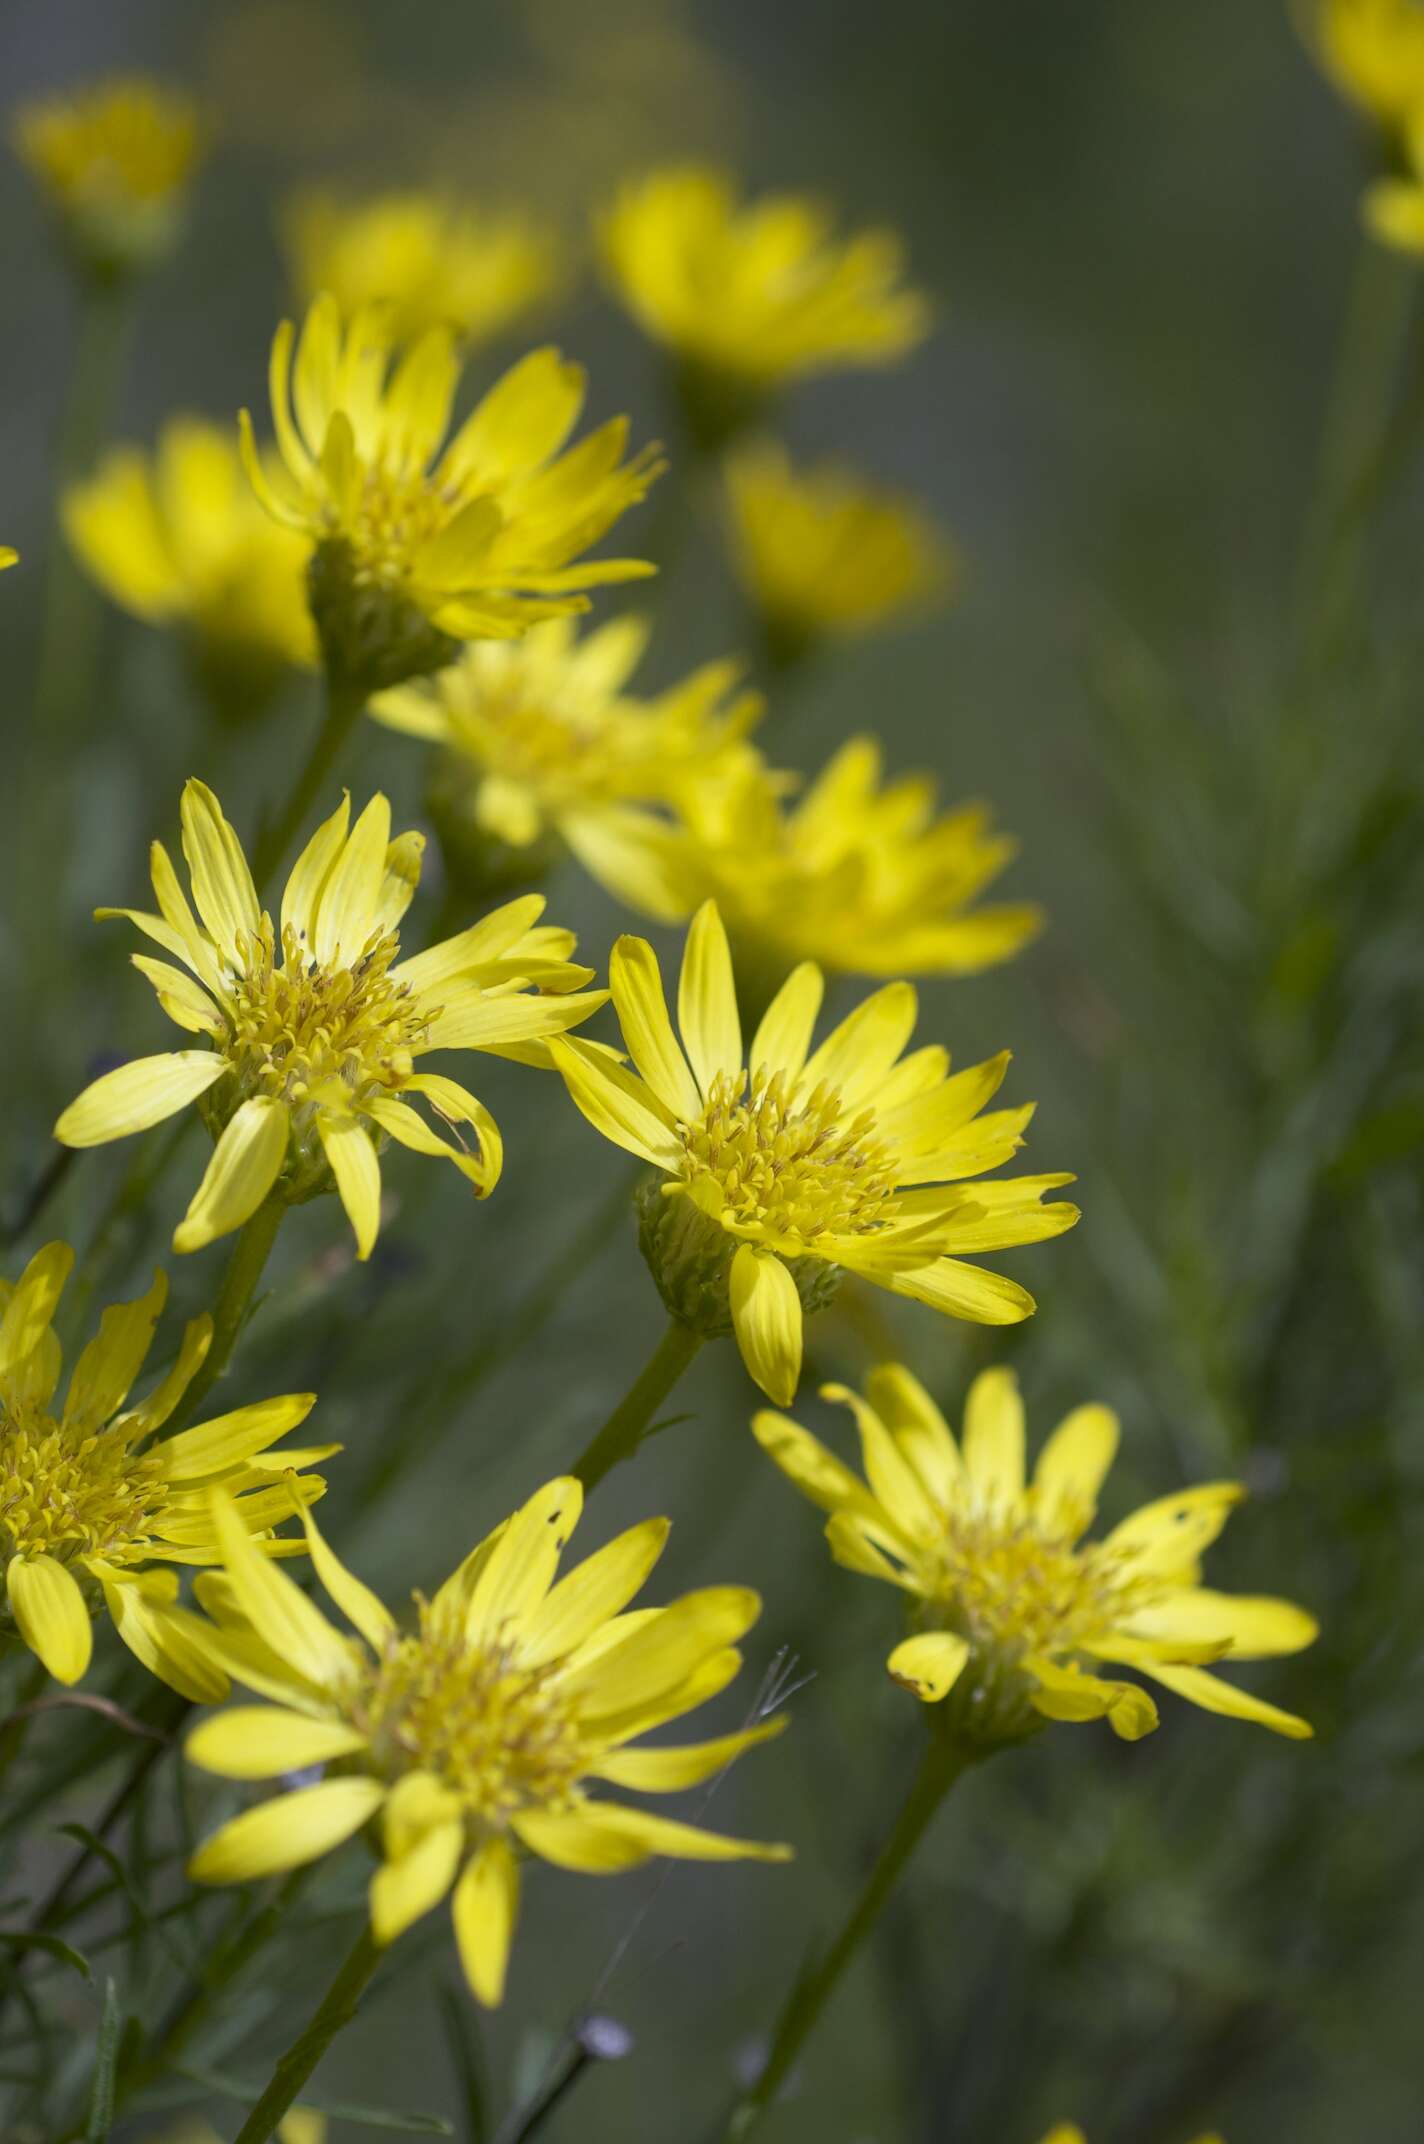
left=223, top=919, right=428, bottom=1114
left=475, top=686, right=617, bottom=793
left=353, top=1606, right=586, bottom=1824
left=0, top=1406, right=164, bottom=1567
left=346, top=468, right=460, bottom=587
left=925, top=1509, right=1149, bottom=1662
left=681, top=1067, right=896, bottom=1244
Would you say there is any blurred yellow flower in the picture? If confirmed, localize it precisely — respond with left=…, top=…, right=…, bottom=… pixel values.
left=284, top=189, right=565, bottom=348
left=180, top=1476, right=788, bottom=2006
left=0, top=1242, right=326, bottom=1692
left=600, top=166, right=929, bottom=394
left=754, top=1364, right=1316, bottom=1743
left=1298, top=0, right=1424, bottom=126
left=723, top=439, right=954, bottom=654
left=371, top=614, right=760, bottom=915
left=669, top=738, right=1042, bottom=983
left=1040, top=2131, right=1223, bottom=2144
left=243, top=294, right=663, bottom=684
left=11, top=75, right=202, bottom=274
left=148, top=2114, right=322, bottom=2144
left=63, top=417, right=316, bottom=711
left=1363, top=108, right=1424, bottom=246
left=550, top=901, right=1076, bottom=1404
left=0, top=548, right=16, bottom=570
left=54, top=781, right=606, bottom=1259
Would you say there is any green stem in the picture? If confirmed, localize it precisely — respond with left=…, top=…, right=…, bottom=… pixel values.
left=570, top=1318, right=703, bottom=1491
left=167, top=1195, right=286, bottom=1430
left=253, top=667, right=367, bottom=893
left=721, top=1727, right=974, bottom=2141
left=231, top=1922, right=382, bottom=2144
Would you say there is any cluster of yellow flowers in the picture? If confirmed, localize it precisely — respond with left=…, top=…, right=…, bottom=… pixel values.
left=1303, top=0, right=1424, bottom=249
left=2, top=57, right=1318, bottom=2141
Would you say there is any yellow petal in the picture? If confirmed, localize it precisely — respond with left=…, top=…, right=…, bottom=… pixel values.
left=677, top=900, right=741, bottom=1100
left=158, top=1392, right=316, bottom=1481
left=0, top=1241, right=74, bottom=1382
left=423, top=986, right=608, bottom=1054
left=363, top=1094, right=494, bottom=1197
left=749, top=962, right=823, bottom=1081
left=729, top=1243, right=803, bottom=1406
left=314, top=793, right=391, bottom=964
left=318, top=1115, right=382, bottom=1260
left=173, top=1097, right=289, bottom=1255
left=863, top=1362, right=964, bottom=1507
left=561, top=1587, right=761, bottom=1720
left=55, top=1052, right=226, bottom=1147
left=590, top=1713, right=787, bottom=1789
left=516, top=1517, right=669, bottom=1668
left=1104, top=1483, right=1246, bottom=1579
left=801, top=980, right=917, bottom=1104
left=114, top=1313, right=211, bottom=1439
left=179, top=780, right=260, bottom=960
left=960, top=1366, right=1025, bottom=1510
left=297, top=1499, right=396, bottom=1653
left=465, top=1476, right=582, bottom=1645
left=6, top=1554, right=93, bottom=1683
left=749, top=1408, right=891, bottom=1528
left=516, top=1800, right=788, bottom=1871
left=887, top=1630, right=970, bottom=1702
left=281, top=793, right=351, bottom=950
left=391, top=892, right=547, bottom=996
left=186, top=1706, right=369, bottom=1778
left=610, top=934, right=701, bottom=1119
left=189, top=1777, right=386, bottom=1884
left=370, top=1819, right=463, bottom=1946
left=1031, top=1403, right=1119, bottom=1539
left=1121, top=1588, right=1319, bottom=1662
left=879, top=1256, right=1036, bottom=1326
left=820, top=1381, right=935, bottom=1536
left=1128, top=1658, right=1312, bottom=1739
left=453, top=1834, right=520, bottom=2007
left=209, top=1487, right=352, bottom=1689
left=103, top=1573, right=230, bottom=1703
left=548, top=1035, right=682, bottom=1170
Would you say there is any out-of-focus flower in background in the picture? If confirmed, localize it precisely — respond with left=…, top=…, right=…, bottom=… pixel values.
left=64, top=418, right=316, bottom=722
left=600, top=167, right=929, bottom=445
left=370, top=614, right=761, bottom=912
left=283, top=190, right=565, bottom=349
left=148, top=2110, right=324, bottom=2144
left=0, top=548, right=16, bottom=570
left=0, top=1243, right=325, bottom=1692
left=668, top=738, right=1042, bottom=988
left=11, top=75, right=204, bottom=279
left=1363, top=109, right=1424, bottom=243
left=1297, top=0, right=1424, bottom=129
left=244, top=296, right=664, bottom=688
left=754, top=1364, right=1317, bottom=1743
left=1039, top=2127, right=1224, bottom=2143
left=723, top=438, right=955, bottom=664
left=551, top=901, right=1076, bottom=1405
left=54, top=782, right=606, bottom=1261
left=180, top=1477, right=789, bottom=2007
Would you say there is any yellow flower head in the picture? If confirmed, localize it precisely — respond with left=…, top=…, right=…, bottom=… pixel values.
left=371, top=613, right=761, bottom=916
left=64, top=418, right=316, bottom=714
left=0, top=548, right=16, bottom=571
left=0, top=1242, right=327, bottom=1692
left=180, top=1476, right=789, bottom=2007
left=284, top=189, right=565, bottom=349
left=1363, top=108, right=1424, bottom=248
left=54, top=781, right=607, bottom=1260
left=724, top=439, right=955, bottom=651
left=242, top=295, right=664, bottom=686
left=754, top=1364, right=1317, bottom=1746
left=600, top=167, right=929, bottom=390
left=669, top=738, right=1042, bottom=983
left=1298, top=0, right=1424, bottom=125
left=12, top=75, right=202, bottom=275
left=550, top=902, right=1076, bottom=1405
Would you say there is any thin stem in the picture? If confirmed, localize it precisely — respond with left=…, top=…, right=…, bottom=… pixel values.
left=253, top=667, right=368, bottom=892
left=232, top=1921, right=382, bottom=2144
left=167, top=1194, right=286, bottom=1431
left=721, top=1727, right=974, bottom=2141
left=570, top=1318, right=703, bottom=1491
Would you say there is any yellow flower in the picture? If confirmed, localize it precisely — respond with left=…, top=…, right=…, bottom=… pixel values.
left=600, top=166, right=929, bottom=391
left=0, top=1242, right=327, bottom=1692
left=180, top=1476, right=789, bottom=2007
left=0, top=548, right=16, bottom=570
left=549, top=901, right=1076, bottom=1405
left=754, top=1363, right=1316, bottom=1744
left=1297, top=0, right=1424, bottom=126
left=669, top=738, right=1042, bottom=983
left=63, top=417, right=316, bottom=713
left=723, top=439, right=954, bottom=650
left=1364, top=108, right=1424, bottom=247
left=11, top=75, right=202, bottom=275
left=242, top=294, right=663, bottom=684
left=284, top=189, right=565, bottom=349
left=370, top=613, right=760, bottom=916
left=54, top=781, right=607, bottom=1260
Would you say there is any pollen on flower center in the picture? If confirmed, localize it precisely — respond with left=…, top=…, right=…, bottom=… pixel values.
left=224, top=919, right=429, bottom=1111
left=927, top=1510, right=1146, bottom=1662
left=345, top=467, right=464, bottom=588
left=0, top=1406, right=166, bottom=1566
left=681, top=1067, right=897, bottom=1242
left=354, top=1606, right=586, bottom=1823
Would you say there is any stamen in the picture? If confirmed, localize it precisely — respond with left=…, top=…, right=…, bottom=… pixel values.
left=680, top=1067, right=896, bottom=1244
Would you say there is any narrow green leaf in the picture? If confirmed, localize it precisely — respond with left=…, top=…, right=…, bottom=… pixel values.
left=0, top=1929, right=92, bottom=1981
left=85, top=1978, right=121, bottom=2143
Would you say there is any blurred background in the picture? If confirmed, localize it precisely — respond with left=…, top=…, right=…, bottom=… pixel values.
left=2, top=2, right=1422, bottom=2140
